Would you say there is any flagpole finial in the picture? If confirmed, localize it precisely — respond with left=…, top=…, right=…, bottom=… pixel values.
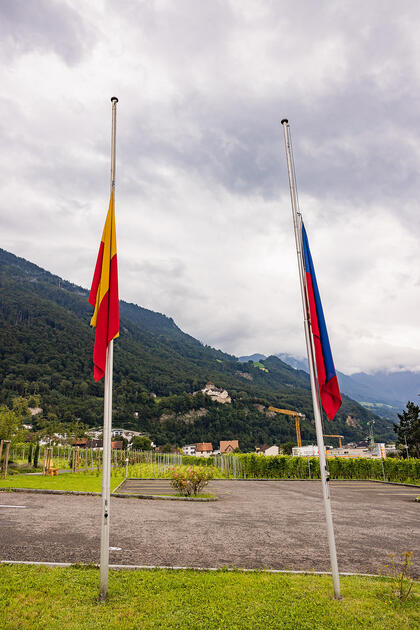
left=281, top=118, right=288, bottom=125
left=111, top=96, right=118, bottom=103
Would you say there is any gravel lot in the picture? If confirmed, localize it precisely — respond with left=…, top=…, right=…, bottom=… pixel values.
left=1, top=480, right=418, bottom=575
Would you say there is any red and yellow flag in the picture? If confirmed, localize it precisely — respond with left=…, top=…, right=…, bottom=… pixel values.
left=89, top=192, right=119, bottom=381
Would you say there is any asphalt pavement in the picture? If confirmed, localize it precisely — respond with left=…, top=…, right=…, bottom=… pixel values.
left=0, top=480, right=418, bottom=575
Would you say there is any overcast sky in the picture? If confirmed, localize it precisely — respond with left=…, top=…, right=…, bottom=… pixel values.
left=1, top=0, right=420, bottom=374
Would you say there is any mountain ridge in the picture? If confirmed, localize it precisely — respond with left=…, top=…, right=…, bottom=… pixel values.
left=0, top=248, right=395, bottom=447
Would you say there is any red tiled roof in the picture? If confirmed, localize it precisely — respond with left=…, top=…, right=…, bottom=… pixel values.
left=195, top=442, right=213, bottom=452
left=220, top=440, right=239, bottom=453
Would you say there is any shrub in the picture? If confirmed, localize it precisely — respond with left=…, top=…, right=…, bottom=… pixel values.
left=382, top=551, right=415, bottom=601
left=27, top=444, right=33, bottom=465
left=9, top=462, right=36, bottom=474
left=33, top=444, right=40, bottom=469
left=169, top=466, right=213, bottom=496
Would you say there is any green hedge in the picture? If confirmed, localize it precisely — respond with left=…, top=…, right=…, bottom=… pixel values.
left=203, top=454, right=418, bottom=483
left=182, top=453, right=419, bottom=482
left=182, top=455, right=214, bottom=467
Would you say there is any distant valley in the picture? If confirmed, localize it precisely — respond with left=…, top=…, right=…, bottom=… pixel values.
left=240, top=353, right=420, bottom=421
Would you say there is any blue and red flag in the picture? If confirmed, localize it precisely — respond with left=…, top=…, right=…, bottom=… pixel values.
left=302, top=223, right=342, bottom=420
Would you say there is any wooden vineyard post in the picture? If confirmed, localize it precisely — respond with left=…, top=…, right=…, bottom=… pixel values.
left=1, top=441, right=11, bottom=478
left=43, top=447, right=53, bottom=476
left=72, top=447, right=80, bottom=473
left=43, top=448, right=48, bottom=475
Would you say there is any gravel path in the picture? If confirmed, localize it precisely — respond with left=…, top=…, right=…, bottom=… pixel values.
left=1, top=480, right=418, bottom=575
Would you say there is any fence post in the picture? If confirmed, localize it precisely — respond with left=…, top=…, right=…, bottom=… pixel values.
left=1, top=441, right=11, bottom=478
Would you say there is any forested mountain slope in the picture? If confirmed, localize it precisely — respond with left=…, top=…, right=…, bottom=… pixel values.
left=0, top=248, right=394, bottom=448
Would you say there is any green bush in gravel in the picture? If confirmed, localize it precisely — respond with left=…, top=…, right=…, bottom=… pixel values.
left=169, top=465, right=213, bottom=496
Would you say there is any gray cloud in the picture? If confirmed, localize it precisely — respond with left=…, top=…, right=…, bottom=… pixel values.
left=2, top=0, right=420, bottom=373
left=0, top=0, right=95, bottom=64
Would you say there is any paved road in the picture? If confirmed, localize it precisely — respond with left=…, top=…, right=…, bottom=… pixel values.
left=1, top=480, right=418, bottom=575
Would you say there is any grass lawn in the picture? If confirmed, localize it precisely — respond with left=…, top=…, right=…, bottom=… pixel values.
left=0, top=463, right=223, bottom=493
left=0, top=565, right=418, bottom=630
left=0, top=472, right=120, bottom=493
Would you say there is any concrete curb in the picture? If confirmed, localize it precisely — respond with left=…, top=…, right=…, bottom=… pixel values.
left=124, top=477, right=420, bottom=487
left=0, top=487, right=101, bottom=496
left=114, top=493, right=217, bottom=501
left=0, top=559, right=385, bottom=579
left=0, top=487, right=217, bottom=501
left=365, top=480, right=420, bottom=489
left=112, top=478, right=126, bottom=493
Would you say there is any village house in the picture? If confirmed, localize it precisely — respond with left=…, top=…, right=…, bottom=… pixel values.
left=182, top=444, right=196, bottom=456
left=195, top=442, right=213, bottom=457
left=111, top=428, right=144, bottom=442
left=220, top=440, right=239, bottom=453
left=73, top=438, right=103, bottom=449
left=255, top=445, right=279, bottom=456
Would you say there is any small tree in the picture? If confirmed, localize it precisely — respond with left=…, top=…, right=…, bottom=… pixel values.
left=131, top=435, right=152, bottom=450
left=33, top=444, right=40, bottom=469
left=282, top=442, right=296, bottom=456
left=395, top=401, right=420, bottom=458
left=0, top=397, right=31, bottom=445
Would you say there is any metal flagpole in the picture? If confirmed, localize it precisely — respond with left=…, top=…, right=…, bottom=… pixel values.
left=281, top=118, right=341, bottom=600
left=99, top=96, right=118, bottom=602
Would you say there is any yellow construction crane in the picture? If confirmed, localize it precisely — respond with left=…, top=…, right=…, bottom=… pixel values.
left=323, top=434, right=344, bottom=448
left=268, top=406, right=305, bottom=448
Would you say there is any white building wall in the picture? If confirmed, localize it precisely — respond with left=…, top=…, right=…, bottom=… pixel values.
left=182, top=445, right=196, bottom=456
left=264, top=446, right=279, bottom=456
left=195, top=451, right=211, bottom=458
left=292, top=445, right=320, bottom=457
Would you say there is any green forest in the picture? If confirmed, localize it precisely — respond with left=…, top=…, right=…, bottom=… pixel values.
left=0, top=248, right=395, bottom=450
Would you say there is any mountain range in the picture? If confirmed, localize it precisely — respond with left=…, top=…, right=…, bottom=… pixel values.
left=241, top=353, right=420, bottom=421
left=0, top=248, right=396, bottom=449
